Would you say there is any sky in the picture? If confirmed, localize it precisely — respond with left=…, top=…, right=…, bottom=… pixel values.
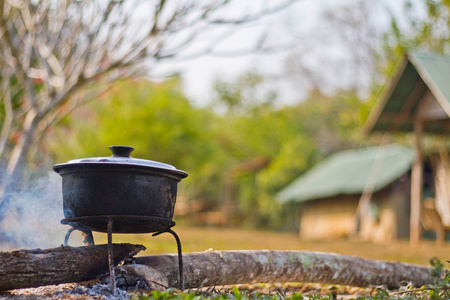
left=152, top=0, right=414, bottom=107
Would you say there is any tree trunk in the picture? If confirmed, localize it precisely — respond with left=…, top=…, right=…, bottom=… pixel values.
left=0, top=110, right=40, bottom=223
left=0, top=243, right=145, bottom=291
left=134, top=250, right=437, bottom=289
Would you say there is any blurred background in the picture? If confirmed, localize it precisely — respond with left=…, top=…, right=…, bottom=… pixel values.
left=0, top=0, right=449, bottom=264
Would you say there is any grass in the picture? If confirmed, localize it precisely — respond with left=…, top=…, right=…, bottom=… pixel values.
left=129, top=283, right=450, bottom=300
left=93, top=224, right=450, bottom=266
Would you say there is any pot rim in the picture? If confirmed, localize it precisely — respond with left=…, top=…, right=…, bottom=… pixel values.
left=53, top=162, right=188, bottom=179
left=53, top=145, right=188, bottom=179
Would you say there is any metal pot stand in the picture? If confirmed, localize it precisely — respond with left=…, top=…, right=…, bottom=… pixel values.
left=62, top=215, right=184, bottom=294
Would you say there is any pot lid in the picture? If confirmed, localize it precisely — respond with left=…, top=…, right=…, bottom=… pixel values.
left=53, top=146, right=187, bottom=178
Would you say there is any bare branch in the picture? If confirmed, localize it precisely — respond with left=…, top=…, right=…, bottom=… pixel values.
left=35, top=82, right=117, bottom=144
left=0, top=0, right=298, bottom=221
left=0, top=73, right=14, bottom=156
left=41, top=58, right=138, bottom=120
left=158, top=28, right=294, bottom=60
left=208, top=0, right=298, bottom=24
left=0, top=2, right=38, bottom=109
left=47, top=0, right=68, bottom=53
left=35, top=37, right=65, bottom=82
left=151, top=0, right=167, bottom=35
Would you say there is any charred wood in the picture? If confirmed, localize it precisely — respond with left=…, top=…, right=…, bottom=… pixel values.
left=0, top=243, right=145, bottom=291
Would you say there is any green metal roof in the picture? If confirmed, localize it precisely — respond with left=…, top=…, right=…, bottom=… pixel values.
left=364, top=52, right=450, bottom=134
left=277, top=145, right=414, bottom=203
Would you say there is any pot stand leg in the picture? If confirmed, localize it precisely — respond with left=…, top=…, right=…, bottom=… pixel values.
left=153, top=228, right=184, bottom=290
left=64, top=228, right=75, bottom=246
left=107, top=217, right=116, bottom=295
left=63, top=228, right=94, bottom=246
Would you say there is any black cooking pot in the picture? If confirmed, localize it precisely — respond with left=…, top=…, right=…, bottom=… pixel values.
left=53, top=146, right=188, bottom=233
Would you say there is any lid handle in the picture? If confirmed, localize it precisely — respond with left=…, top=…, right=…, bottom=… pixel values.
left=109, top=146, right=134, bottom=157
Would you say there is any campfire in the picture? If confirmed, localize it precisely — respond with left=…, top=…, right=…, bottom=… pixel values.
left=0, top=146, right=443, bottom=298
left=54, top=146, right=188, bottom=294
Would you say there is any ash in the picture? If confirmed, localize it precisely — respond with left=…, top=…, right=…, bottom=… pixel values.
left=67, top=283, right=131, bottom=299
left=2, top=282, right=133, bottom=299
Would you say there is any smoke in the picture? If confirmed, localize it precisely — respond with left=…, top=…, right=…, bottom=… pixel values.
left=0, top=171, right=83, bottom=250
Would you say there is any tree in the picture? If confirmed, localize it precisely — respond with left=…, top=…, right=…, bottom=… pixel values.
left=381, top=0, right=450, bottom=75
left=211, top=72, right=316, bottom=228
left=46, top=65, right=371, bottom=231
left=47, top=78, right=228, bottom=209
left=47, top=73, right=318, bottom=230
left=0, top=0, right=296, bottom=226
left=283, top=0, right=387, bottom=98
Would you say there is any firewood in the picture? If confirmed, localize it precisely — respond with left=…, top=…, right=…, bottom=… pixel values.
left=0, top=247, right=439, bottom=292
left=120, top=264, right=169, bottom=291
left=134, top=250, right=438, bottom=289
left=0, top=243, right=145, bottom=291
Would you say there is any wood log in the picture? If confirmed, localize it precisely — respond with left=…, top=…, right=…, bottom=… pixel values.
left=134, top=250, right=437, bottom=289
left=0, top=243, right=145, bottom=291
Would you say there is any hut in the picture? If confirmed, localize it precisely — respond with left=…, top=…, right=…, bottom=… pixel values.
left=364, top=52, right=450, bottom=245
left=278, top=52, right=449, bottom=243
left=277, top=145, right=416, bottom=242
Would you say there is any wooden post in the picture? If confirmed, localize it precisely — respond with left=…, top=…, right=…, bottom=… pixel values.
left=410, top=118, right=423, bottom=246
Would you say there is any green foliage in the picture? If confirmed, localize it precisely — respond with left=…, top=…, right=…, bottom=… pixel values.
left=0, top=74, right=27, bottom=158
left=48, top=77, right=228, bottom=207
left=380, top=0, right=450, bottom=79
left=366, top=0, right=450, bottom=154
left=360, top=259, right=450, bottom=300
left=131, top=288, right=306, bottom=300
left=48, top=72, right=368, bottom=230
left=211, top=75, right=370, bottom=229
left=213, top=71, right=276, bottom=114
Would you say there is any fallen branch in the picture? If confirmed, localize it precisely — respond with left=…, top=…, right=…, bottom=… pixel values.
left=0, top=243, right=145, bottom=291
left=134, top=250, right=438, bottom=289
